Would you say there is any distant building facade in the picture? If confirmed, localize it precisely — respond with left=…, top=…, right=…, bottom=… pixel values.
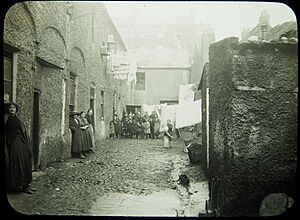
left=111, top=10, right=215, bottom=107
left=128, top=48, right=191, bottom=106
left=4, top=2, right=135, bottom=169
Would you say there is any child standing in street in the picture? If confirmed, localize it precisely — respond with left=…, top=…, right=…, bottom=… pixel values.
left=143, top=119, right=151, bottom=139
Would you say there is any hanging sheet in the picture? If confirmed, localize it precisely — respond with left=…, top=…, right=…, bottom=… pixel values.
left=175, top=99, right=201, bottom=129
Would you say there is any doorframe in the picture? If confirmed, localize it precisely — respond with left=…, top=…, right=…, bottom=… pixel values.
left=32, top=88, right=41, bottom=171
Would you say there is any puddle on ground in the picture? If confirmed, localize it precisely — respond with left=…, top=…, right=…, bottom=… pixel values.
left=89, top=189, right=181, bottom=216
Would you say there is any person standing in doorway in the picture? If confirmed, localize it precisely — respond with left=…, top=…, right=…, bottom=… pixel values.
left=4, top=102, right=35, bottom=194
left=164, top=119, right=173, bottom=148
left=78, top=111, right=93, bottom=155
left=69, top=111, right=86, bottom=159
left=86, top=109, right=95, bottom=153
left=109, top=119, right=115, bottom=138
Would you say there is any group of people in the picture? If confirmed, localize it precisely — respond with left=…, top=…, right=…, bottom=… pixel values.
left=109, top=111, right=161, bottom=139
left=4, top=102, right=174, bottom=195
left=69, top=109, right=95, bottom=159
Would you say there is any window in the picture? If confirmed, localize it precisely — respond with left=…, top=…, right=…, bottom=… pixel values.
left=69, top=73, right=76, bottom=112
left=135, top=72, right=145, bottom=90
left=160, top=100, right=179, bottom=105
left=4, top=53, right=13, bottom=102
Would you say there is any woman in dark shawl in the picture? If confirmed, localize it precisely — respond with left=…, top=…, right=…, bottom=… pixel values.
left=86, top=109, right=95, bottom=153
left=78, top=111, right=93, bottom=155
left=69, top=111, right=86, bottom=159
left=4, top=102, right=34, bottom=194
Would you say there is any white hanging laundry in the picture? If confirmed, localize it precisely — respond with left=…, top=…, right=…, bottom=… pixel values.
left=175, top=99, right=201, bottom=129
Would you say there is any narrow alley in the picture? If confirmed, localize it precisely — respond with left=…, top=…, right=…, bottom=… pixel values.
left=3, top=1, right=297, bottom=217
left=7, top=138, right=208, bottom=216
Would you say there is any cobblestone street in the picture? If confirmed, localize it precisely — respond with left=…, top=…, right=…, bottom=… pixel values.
left=7, top=138, right=208, bottom=216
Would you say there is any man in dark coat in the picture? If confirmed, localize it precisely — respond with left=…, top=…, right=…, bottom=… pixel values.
left=150, top=111, right=156, bottom=138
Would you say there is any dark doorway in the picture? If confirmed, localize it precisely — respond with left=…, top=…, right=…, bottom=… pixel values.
left=90, top=85, right=95, bottom=131
left=32, top=89, right=41, bottom=171
left=126, top=105, right=141, bottom=114
left=90, top=98, right=95, bottom=129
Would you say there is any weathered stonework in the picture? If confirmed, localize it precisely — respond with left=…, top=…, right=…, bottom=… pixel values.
left=207, top=37, right=297, bottom=216
left=4, top=2, right=134, bottom=169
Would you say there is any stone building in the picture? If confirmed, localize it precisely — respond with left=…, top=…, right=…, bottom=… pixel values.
left=4, top=2, right=135, bottom=170
left=127, top=47, right=191, bottom=108
left=200, top=37, right=297, bottom=216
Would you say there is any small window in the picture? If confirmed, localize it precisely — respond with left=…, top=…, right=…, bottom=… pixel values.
left=135, top=72, right=145, bottom=90
left=4, top=54, right=13, bottom=102
left=69, top=73, right=76, bottom=112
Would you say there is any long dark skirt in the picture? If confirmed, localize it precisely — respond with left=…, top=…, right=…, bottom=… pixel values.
left=86, top=126, right=95, bottom=148
left=81, top=129, right=92, bottom=152
left=71, top=130, right=84, bottom=153
left=6, top=137, right=32, bottom=188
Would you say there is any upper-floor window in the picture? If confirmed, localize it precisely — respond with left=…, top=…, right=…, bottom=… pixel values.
left=135, top=72, right=145, bottom=90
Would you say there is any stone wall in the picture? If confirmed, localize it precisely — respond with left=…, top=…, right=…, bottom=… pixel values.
left=208, top=37, right=297, bottom=216
left=4, top=2, right=134, bottom=168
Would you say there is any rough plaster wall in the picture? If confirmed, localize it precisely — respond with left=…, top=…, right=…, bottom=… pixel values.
left=209, top=37, right=238, bottom=180
left=4, top=1, right=134, bottom=166
left=68, top=2, right=132, bottom=140
left=209, top=37, right=297, bottom=216
left=25, top=1, right=69, bottom=46
left=4, top=3, right=36, bottom=132
left=37, top=64, right=68, bottom=167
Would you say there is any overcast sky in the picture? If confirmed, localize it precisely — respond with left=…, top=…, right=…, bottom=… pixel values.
left=104, top=1, right=296, bottom=41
